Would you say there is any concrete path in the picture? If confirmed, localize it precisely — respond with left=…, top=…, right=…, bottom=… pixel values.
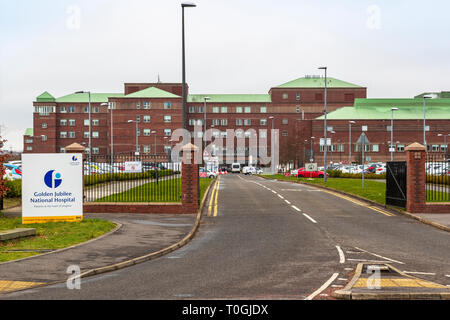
left=0, top=210, right=195, bottom=284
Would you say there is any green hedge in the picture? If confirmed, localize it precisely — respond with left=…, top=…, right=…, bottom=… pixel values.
left=84, top=169, right=175, bottom=187
left=1, top=169, right=176, bottom=198
left=426, top=174, right=450, bottom=186
left=326, top=170, right=386, bottom=180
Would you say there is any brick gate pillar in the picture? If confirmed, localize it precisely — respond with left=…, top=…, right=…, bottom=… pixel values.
left=405, top=142, right=426, bottom=213
left=65, top=143, right=86, bottom=203
left=181, top=143, right=200, bottom=214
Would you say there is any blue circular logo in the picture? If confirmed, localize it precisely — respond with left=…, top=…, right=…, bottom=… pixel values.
left=44, top=170, right=62, bottom=188
left=72, top=156, right=78, bottom=161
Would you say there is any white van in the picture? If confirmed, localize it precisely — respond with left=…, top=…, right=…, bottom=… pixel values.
left=231, top=163, right=241, bottom=173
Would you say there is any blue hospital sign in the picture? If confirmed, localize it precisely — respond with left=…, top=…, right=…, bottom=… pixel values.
left=22, top=153, right=83, bottom=224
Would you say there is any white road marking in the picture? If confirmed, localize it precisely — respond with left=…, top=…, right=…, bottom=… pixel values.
left=347, top=259, right=393, bottom=263
left=331, top=285, right=343, bottom=288
left=336, top=246, right=345, bottom=264
left=291, top=205, right=301, bottom=212
left=303, top=213, right=317, bottom=224
left=344, top=268, right=353, bottom=271
left=446, top=275, right=450, bottom=278
left=285, top=200, right=291, bottom=205
left=338, top=278, right=348, bottom=281
left=305, top=273, right=339, bottom=300
left=402, top=271, right=436, bottom=276
left=278, top=194, right=284, bottom=199
left=354, top=246, right=405, bottom=265
left=271, top=190, right=277, bottom=194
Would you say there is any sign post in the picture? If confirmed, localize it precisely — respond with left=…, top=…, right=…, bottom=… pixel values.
left=356, top=129, right=369, bottom=189
left=22, top=154, right=83, bottom=224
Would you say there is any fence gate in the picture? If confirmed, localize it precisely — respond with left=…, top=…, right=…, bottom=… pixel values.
left=386, top=161, right=407, bottom=208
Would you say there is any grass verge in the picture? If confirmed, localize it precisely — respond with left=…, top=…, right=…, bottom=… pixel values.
left=0, top=216, right=116, bottom=262
left=262, top=175, right=387, bottom=205
left=95, top=178, right=214, bottom=203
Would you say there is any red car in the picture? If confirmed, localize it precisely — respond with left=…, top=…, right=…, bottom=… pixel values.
left=296, top=170, right=329, bottom=178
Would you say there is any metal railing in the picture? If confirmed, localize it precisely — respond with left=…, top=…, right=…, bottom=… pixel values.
left=83, top=153, right=182, bottom=203
left=426, top=153, right=450, bottom=202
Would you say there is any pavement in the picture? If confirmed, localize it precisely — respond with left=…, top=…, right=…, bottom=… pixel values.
left=0, top=207, right=195, bottom=294
left=414, top=213, right=450, bottom=228
left=333, top=263, right=449, bottom=300
left=1, top=174, right=448, bottom=300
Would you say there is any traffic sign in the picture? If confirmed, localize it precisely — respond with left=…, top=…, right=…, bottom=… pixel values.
left=356, top=133, right=370, bottom=145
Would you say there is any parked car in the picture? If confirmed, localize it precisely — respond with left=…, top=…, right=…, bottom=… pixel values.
left=255, top=167, right=264, bottom=174
left=3, top=163, right=22, bottom=180
left=296, top=169, right=329, bottom=178
left=199, top=167, right=216, bottom=178
left=242, top=166, right=257, bottom=175
left=291, top=168, right=304, bottom=176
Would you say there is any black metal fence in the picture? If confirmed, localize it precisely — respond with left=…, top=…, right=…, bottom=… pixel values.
left=386, top=161, right=407, bottom=208
left=426, top=153, right=450, bottom=202
left=84, top=153, right=182, bottom=203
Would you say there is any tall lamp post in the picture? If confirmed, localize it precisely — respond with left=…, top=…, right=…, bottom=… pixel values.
left=269, top=116, right=275, bottom=174
left=127, top=120, right=139, bottom=155
left=181, top=2, right=196, bottom=143
left=101, top=102, right=112, bottom=164
left=390, top=108, right=399, bottom=161
left=203, top=96, right=211, bottom=154
left=438, top=133, right=450, bottom=160
left=310, top=136, right=315, bottom=162
left=423, top=95, right=432, bottom=149
left=152, top=130, right=157, bottom=159
left=330, top=130, right=335, bottom=165
left=349, top=121, right=355, bottom=164
left=318, top=66, right=328, bottom=182
left=75, top=91, right=91, bottom=163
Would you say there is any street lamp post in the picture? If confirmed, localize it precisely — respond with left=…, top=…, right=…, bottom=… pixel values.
left=438, top=133, right=450, bottom=160
left=203, top=96, right=211, bottom=155
left=423, top=95, right=432, bottom=149
left=75, top=91, right=91, bottom=162
left=101, top=102, right=112, bottom=164
left=349, top=121, right=355, bottom=165
left=269, top=116, right=275, bottom=174
left=310, top=137, right=315, bottom=162
left=127, top=120, right=138, bottom=155
left=152, top=130, right=158, bottom=184
left=330, top=130, right=335, bottom=165
left=319, top=66, right=328, bottom=182
left=181, top=2, right=196, bottom=143
left=390, top=108, right=399, bottom=161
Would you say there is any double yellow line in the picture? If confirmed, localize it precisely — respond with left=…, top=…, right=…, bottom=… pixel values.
left=208, top=176, right=221, bottom=217
left=322, top=189, right=394, bottom=217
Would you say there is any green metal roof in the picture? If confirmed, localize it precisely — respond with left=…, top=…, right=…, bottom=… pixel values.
left=124, top=87, right=180, bottom=98
left=55, top=93, right=124, bottom=103
left=275, top=77, right=363, bottom=88
left=24, top=128, right=34, bottom=136
left=188, top=94, right=271, bottom=103
left=317, top=98, right=450, bottom=120
left=36, top=91, right=55, bottom=102
left=415, top=91, right=450, bottom=99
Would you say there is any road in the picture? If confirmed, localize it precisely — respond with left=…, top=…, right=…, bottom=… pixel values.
left=3, top=174, right=449, bottom=299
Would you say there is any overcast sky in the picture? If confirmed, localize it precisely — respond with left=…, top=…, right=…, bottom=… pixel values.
left=1, top=0, right=449, bottom=151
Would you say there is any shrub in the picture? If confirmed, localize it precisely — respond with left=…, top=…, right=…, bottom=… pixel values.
left=4, top=179, right=21, bottom=198
left=325, top=170, right=386, bottom=180
left=84, top=169, right=175, bottom=187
